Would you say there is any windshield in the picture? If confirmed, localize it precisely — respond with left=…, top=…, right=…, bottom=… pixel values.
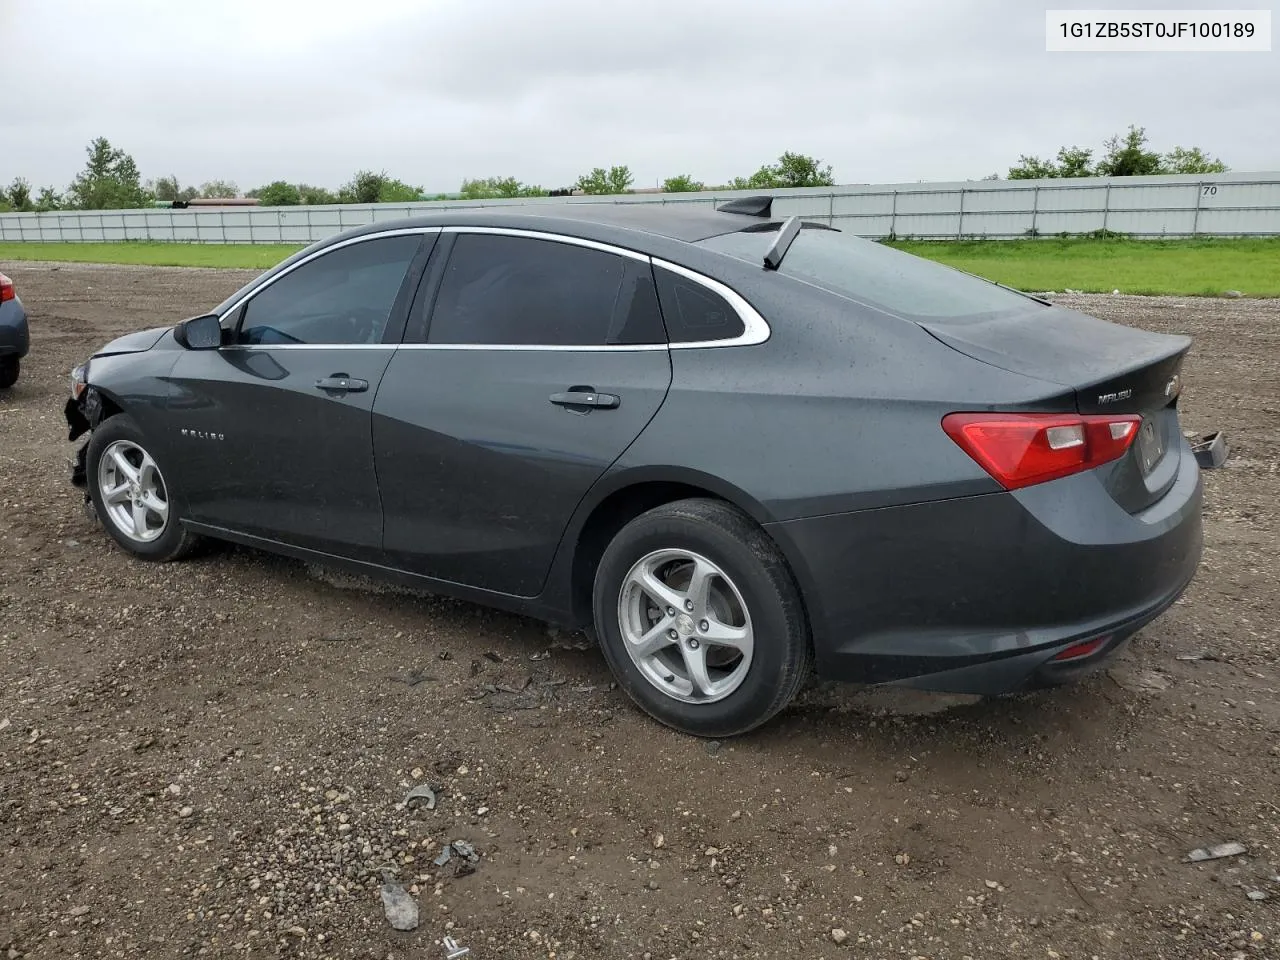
left=696, top=227, right=1044, bottom=322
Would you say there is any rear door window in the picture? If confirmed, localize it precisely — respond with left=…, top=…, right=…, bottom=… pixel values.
left=426, top=233, right=666, bottom=346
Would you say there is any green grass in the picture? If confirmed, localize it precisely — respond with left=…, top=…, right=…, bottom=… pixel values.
left=0, top=242, right=304, bottom=269
left=2, top=236, right=1279, bottom=296
left=887, top=236, right=1280, bottom=297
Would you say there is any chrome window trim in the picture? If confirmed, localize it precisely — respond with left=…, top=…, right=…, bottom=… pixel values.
left=211, top=223, right=772, bottom=353
left=651, top=258, right=772, bottom=349
left=218, top=343, right=666, bottom=353
left=216, top=227, right=441, bottom=324
left=219, top=343, right=398, bottom=351
left=397, top=343, right=668, bottom=353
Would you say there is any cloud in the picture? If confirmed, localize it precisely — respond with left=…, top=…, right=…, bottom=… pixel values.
left=1, top=0, right=1275, bottom=194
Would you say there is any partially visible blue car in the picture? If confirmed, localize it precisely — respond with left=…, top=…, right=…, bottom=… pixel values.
left=0, top=272, right=29, bottom=388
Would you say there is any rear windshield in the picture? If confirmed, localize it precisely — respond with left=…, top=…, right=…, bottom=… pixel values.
left=696, top=227, right=1043, bottom=321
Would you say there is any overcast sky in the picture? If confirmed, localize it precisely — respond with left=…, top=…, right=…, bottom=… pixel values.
left=2, top=0, right=1276, bottom=193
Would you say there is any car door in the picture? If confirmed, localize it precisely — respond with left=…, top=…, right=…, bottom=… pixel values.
left=372, top=228, right=673, bottom=596
left=167, top=230, right=432, bottom=558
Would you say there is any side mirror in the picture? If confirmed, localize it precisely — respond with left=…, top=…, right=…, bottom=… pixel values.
left=174, top=313, right=223, bottom=350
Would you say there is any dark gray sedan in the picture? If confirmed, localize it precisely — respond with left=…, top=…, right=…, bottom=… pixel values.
left=64, top=199, right=1205, bottom=736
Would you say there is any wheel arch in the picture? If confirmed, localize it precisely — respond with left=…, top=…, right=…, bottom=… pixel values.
left=548, top=466, right=813, bottom=632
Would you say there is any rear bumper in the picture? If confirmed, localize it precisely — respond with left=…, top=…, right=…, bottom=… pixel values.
left=766, top=436, right=1204, bottom=694
left=0, top=298, right=30, bottom=358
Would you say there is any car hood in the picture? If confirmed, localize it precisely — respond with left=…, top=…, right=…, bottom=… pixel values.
left=94, top=325, right=173, bottom=357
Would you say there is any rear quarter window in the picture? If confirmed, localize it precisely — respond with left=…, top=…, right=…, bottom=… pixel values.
left=653, top=266, right=745, bottom=343
left=697, top=227, right=1042, bottom=322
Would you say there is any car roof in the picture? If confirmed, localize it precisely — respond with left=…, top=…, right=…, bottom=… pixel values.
left=336, top=202, right=774, bottom=251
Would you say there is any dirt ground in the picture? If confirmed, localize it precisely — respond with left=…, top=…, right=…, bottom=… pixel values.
left=0, top=261, right=1277, bottom=960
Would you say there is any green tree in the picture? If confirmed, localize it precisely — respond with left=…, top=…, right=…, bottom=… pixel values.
left=1095, top=125, right=1164, bottom=177
left=200, top=179, right=239, bottom=198
left=771, top=151, right=835, bottom=188
left=732, top=152, right=835, bottom=190
left=1055, top=146, right=1094, bottom=177
left=1163, top=146, right=1229, bottom=174
left=459, top=176, right=547, bottom=199
left=67, top=137, right=151, bottom=210
left=249, top=181, right=303, bottom=206
left=661, top=174, right=705, bottom=193
left=151, top=176, right=199, bottom=203
left=576, top=165, right=634, bottom=195
left=1007, top=128, right=1226, bottom=179
left=35, top=186, right=64, bottom=212
left=1008, top=146, right=1093, bottom=179
left=338, top=169, right=422, bottom=203
left=297, top=184, right=338, bottom=205
left=6, top=178, right=34, bottom=211
left=1007, top=155, right=1059, bottom=180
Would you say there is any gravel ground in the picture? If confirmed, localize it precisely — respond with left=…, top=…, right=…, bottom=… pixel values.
left=1, top=261, right=1278, bottom=960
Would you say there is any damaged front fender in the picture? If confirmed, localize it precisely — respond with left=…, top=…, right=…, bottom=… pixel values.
left=66, top=387, right=106, bottom=489
left=65, top=387, right=104, bottom=442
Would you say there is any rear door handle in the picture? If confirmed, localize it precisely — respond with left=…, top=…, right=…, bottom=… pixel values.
left=549, top=391, right=620, bottom=409
left=315, top=375, right=369, bottom=393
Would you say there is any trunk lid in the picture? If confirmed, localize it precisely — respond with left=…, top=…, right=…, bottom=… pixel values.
left=918, top=304, right=1192, bottom=512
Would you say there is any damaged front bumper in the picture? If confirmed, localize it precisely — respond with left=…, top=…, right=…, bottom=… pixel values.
left=65, top=387, right=104, bottom=489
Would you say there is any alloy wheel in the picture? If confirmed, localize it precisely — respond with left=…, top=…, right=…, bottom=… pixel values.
left=97, top=439, right=170, bottom=544
left=617, top=548, right=755, bottom=704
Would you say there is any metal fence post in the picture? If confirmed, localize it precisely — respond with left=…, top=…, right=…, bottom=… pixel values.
left=957, top=187, right=965, bottom=238
left=890, top=190, right=898, bottom=237
left=827, top=191, right=834, bottom=227
left=1102, top=182, right=1112, bottom=233
left=1030, top=185, right=1040, bottom=236
left=1191, top=182, right=1203, bottom=236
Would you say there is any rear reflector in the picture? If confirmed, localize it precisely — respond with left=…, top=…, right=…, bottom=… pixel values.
left=942, top=412, right=1142, bottom=490
left=0, top=273, right=13, bottom=303
left=1052, top=636, right=1109, bottom=661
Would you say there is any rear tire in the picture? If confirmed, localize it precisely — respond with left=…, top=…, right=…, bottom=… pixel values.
left=0, top=357, right=17, bottom=389
left=592, top=498, right=810, bottom=737
left=86, top=414, right=201, bottom=562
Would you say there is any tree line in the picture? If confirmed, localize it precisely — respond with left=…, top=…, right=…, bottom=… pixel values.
left=0, top=127, right=1233, bottom=213
left=999, top=125, right=1228, bottom=180
left=0, top=138, right=837, bottom=213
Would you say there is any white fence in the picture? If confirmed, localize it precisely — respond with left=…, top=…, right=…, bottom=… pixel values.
left=2, top=172, right=1278, bottom=244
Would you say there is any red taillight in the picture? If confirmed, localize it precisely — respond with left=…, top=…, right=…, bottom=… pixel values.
left=942, top=412, right=1141, bottom=490
left=1053, top=636, right=1109, bottom=661
left=0, top=274, right=13, bottom=303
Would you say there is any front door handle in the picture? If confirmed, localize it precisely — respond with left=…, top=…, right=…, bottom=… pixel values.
left=549, top=390, right=620, bottom=410
left=315, top=375, right=369, bottom=394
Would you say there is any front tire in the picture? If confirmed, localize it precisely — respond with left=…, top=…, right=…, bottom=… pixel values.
left=0, top=357, right=18, bottom=389
left=593, top=498, right=811, bottom=737
left=86, top=414, right=200, bottom=561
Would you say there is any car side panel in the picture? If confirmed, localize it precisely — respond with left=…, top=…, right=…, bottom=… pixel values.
left=614, top=318, right=1067, bottom=523
left=372, top=347, right=672, bottom=596
left=165, top=346, right=395, bottom=558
